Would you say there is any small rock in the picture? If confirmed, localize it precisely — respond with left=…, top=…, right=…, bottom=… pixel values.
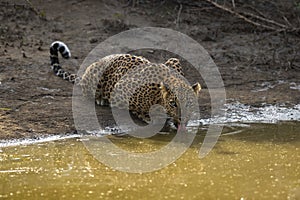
left=22, top=50, right=27, bottom=58
left=89, top=38, right=98, bottom=43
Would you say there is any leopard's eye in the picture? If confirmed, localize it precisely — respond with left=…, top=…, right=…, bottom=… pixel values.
left=169, top=100, right=177, bottom=108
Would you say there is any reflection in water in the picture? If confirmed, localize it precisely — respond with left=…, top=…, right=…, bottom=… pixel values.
left=0, top=123, right=299, bottom=199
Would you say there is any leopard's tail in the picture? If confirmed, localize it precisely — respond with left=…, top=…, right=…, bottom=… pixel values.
left=50, top=41, right=79, bottom=84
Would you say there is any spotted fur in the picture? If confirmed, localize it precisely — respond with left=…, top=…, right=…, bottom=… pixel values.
left=50, top=41, right=80, bottom=84
left=49, top=41, right=201, bottom=128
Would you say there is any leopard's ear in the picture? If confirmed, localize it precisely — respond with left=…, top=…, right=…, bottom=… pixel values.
left=159, top=82, right=169, bottom=99
left=192, top=82, right=201, bottom=95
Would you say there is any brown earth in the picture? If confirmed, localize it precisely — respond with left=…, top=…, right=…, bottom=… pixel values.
left=0, top=0, right=299, bottom=139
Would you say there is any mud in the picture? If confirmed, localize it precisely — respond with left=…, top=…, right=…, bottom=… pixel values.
left=0, top=0, right=299, bottom=139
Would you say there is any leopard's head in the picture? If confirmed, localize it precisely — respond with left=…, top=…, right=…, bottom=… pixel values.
left=160, top=82, right=201, bottom=130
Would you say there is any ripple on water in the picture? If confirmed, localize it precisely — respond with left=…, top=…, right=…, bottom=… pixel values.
left=195, top=102, right=300, bottom=125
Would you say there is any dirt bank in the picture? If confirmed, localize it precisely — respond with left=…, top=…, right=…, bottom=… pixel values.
left=0, top=0, right=299, bottom=139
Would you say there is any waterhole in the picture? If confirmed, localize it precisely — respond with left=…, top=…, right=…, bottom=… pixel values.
left=0, top=122, right=299, bottom=199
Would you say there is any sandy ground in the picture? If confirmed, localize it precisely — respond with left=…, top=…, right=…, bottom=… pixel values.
left=0, top=0, right=299, bottom=139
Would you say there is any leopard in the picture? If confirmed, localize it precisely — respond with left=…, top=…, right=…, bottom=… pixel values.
left=49, top=41, right=201, bottom=130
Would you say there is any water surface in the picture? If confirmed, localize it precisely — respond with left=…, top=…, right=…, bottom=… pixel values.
left=0, top=122, right=299, bottom=199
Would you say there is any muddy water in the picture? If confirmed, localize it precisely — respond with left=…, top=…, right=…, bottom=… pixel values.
left=0, top=122, right=299, bottom=199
